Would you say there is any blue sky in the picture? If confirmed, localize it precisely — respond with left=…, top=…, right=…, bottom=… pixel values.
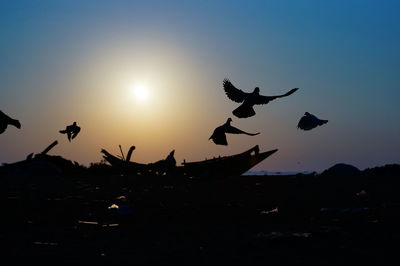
left=1, top=0, right=399, bottom=171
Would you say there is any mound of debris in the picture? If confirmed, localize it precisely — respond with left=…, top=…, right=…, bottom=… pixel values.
left=0, top=140, right=84, bottom=177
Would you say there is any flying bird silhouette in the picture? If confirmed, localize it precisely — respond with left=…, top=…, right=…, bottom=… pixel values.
left=297, top=112, right=328, bottom=131
left=0, top=110, right=21, bottom=134
left=209, top=118, right=259, bottom=145
left=223, top=79, right=299, bottom=118
left=59, top=122, right=81, bottom=141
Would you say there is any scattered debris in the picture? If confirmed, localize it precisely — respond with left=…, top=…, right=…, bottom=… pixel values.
left=108, top=204, right=119, bottom=210
left=102, top=223, right=119, bottom=227
left=33, top=241, right=59, bottom=246
left=260, top=207, right=278, bottom=215
left=78, top=221, right=99, bottom=225
left=116, top=195, right=127, bottom=201
left=257, top=231, right=311, bottom=240
left=356, top=190, right=367, bottom=197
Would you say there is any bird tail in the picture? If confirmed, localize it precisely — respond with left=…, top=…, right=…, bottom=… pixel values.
left=59, top=130, right=67, bottom=134
left=209, top=133, right=228, bottom=145
left=318, top=119, right=328, bottom=126
left=212, top=138, right=228, bottom=145
left=232, top=104, right=256, bottom=118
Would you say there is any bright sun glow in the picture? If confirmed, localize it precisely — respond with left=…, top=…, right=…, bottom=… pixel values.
left=132, top=83, right=150, bottom=101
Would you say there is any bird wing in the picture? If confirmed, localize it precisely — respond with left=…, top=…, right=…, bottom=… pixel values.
left=223, top=79, right=248, bottom=103
left=225, top=125, right=260, bottom=136
left=306, top=112, right=318, bottom=120
left=0, top=111, right=10, bottom=120
left=11, top=119, right=21, bottom=129
left=254, top=88, right=299, bottom=105
left=0, top=111, right=20, bottom=128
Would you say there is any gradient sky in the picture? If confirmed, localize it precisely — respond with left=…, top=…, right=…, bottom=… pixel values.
left=1, top=0, right=399, bottom=172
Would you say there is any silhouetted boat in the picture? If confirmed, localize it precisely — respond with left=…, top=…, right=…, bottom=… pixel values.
left=101, top=148, right=176, bottom=175
left=182, top=145, right=278, bottom=177
left=101, top=145, right=278, bottom=177
left=101, top=148, right=149, bottom=172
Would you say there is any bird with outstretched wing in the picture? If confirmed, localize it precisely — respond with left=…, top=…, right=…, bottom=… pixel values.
left=223, top=79, right=299, bottom=118
left=297, top=112, right=328, bottom=131
left=59, top=122, right=81, bottom=141
left=209, top=118, right=259, bottom=145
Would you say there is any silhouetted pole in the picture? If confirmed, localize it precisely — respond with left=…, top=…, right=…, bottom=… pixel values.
left=119, top=145, right=125, bottom=161
left=40, top=140, right=58, bottom=155
left=126, top=146, right=136, bottom=162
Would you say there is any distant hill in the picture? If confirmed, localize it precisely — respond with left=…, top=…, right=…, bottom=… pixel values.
left=321, top=163, right=361, bottom=177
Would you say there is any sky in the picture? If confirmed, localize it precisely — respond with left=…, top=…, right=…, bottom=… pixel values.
left=1, top=0, right=399, bottom=172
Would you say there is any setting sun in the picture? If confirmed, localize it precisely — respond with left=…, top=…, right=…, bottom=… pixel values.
left=132, top=83, right=150, bottom=101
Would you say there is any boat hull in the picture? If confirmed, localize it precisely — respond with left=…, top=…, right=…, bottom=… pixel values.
left=182, top=146, right=278, bottom=177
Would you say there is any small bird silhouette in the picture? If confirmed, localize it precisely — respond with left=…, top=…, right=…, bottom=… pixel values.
left=297, top=112, right=328, bottom=131
left=59, top=122, right=81, bottom=141
left=0, top=110, right=21, bottom=134
left=209, top=118, right=260, bottom=145
left=223, top=79, right=299, bottom=118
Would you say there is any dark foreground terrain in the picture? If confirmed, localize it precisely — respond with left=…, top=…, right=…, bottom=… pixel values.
left=1, top=163, right=400, bottom=265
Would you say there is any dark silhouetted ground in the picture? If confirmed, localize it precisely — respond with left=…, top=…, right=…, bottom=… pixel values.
left=1, top=163, right=400, bottom=265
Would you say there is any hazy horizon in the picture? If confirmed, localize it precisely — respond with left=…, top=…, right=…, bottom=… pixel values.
left=1, top=0, right=399, bottom=172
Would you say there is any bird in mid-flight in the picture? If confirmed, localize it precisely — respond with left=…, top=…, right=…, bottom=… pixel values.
left=0, top=110, right=21, bottom=134
left=297, top=112, right=328, bottom=131
left=209, top=118, right=260, bottom=145
left=59, top=122, right=81, bottom=141
left=223, top=79, right=299, bottom=118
